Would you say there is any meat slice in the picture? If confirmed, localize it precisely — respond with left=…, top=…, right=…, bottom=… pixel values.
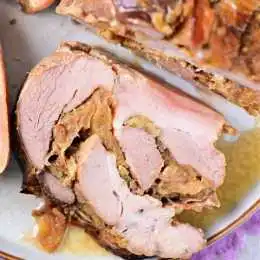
left=77, top=134, right=205, bottom=258
left=113, top=65, right=225, bottom=187
left=16, top=42, right=225, bottom=258
left=0, top=45, right=9, bottom=173
left=118, top=127, right=163, bottom=191
left=18, top=0, right=56, bottom=13
left=56, top=0, right=260, bottom=112
left=16, top=47, right=115, bottom=169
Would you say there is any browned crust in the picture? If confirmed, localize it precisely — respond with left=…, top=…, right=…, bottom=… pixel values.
left=56, top=1, right=260, bottom=115
left=18, top=0, right=56, bottom=14
left=0, top=45, right=10, bottom=174
left=56, top=0, right=260, bottom=85
left=99, top=30, right=260, bottom=116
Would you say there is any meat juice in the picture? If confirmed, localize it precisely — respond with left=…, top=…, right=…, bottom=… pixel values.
left=179, top=127, right=260, bottom=229
left=23, top=223, right=109, bottom=256
left=58, top=226, right=109, bottom=256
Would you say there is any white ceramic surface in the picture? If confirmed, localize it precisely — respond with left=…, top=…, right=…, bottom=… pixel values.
left=0, top=1, right=259, bottom=259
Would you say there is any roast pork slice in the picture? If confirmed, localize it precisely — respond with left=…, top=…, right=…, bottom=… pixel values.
left=16, top=42, right=226, bottom=257
left=119, top=127, right=164, bottom=191
left=56, top=0, right=260, bottom=113
left=77, top=134, right=205, bottom=258
left=16, top=46, right=115, bottom=169
left=18, top=0, right=56, bottom=13
left=0, top=45, right=10, bottom=173
left=113, top=65, right=225, bottom=187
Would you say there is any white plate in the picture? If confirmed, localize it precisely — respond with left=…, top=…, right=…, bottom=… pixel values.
left=0, top=1, right=259, bottom=259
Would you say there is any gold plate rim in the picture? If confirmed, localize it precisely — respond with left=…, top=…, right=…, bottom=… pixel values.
left=207, top=199, right=260, bottom=245
left=0, top=199, right=259, bottom=260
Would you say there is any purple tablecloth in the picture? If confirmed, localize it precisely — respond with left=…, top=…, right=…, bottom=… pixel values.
left=192, top=210, right=260, bottom=260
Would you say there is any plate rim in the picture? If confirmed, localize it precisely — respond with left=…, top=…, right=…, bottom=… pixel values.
left=207, top=199, right=260, bottom=245
left=1, top=199, right=259, bottom=260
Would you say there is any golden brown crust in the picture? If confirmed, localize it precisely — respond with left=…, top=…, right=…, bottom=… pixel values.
left=101, top=32, right=260, bottom=115
left=56, top=0, right=260, bottom=114
left=18, top=0, right=56, bottom=13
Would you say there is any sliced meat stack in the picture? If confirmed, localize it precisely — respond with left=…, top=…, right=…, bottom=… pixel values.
left=55, top=0, right=260, bottom=115
left=16, top=42, right=226, bottom=258
left=0, top=45, right=10, bottom=173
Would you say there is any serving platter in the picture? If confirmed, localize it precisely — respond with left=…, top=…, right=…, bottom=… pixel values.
left=0, top=1, right=259, bottom=259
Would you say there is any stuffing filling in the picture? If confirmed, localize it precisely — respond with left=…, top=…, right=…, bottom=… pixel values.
left=44, top=88, right=217, bottom=212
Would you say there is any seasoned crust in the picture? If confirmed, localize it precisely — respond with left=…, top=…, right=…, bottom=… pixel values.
left=56, top=0, right=260, bottom=86
left=99, top=31, right=260, bottom=116
left=56, top=0, right=260, bottom=115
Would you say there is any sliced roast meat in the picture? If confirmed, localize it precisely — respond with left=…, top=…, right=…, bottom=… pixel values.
left=77, top=134, right=205, bottom=258
left=119, top=127, right=163, bottom=191
left=0, top=45, right=10, bottom=174
left=17, top=48, right=115, bottom=169
left=16, top=42, right=226, bottom=258
left=113, top=65, right=225, bottom=187
left=56, top=0, right=260, bottom=112
left=18, top=0, right=56, bottom=13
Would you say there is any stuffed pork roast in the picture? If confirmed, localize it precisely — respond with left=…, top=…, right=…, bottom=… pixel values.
left=54, top=0, right=260, bottom=115
left=0, top=45, right=10, bottom=173
left=16, top=42, right=227, bottom=258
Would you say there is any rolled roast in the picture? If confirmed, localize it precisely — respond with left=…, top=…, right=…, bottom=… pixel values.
left=0, top=45, right=10, bottom=173
left=56, top=0, right=260, bottom=115
left=16, top=42, right=227, bottom=258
